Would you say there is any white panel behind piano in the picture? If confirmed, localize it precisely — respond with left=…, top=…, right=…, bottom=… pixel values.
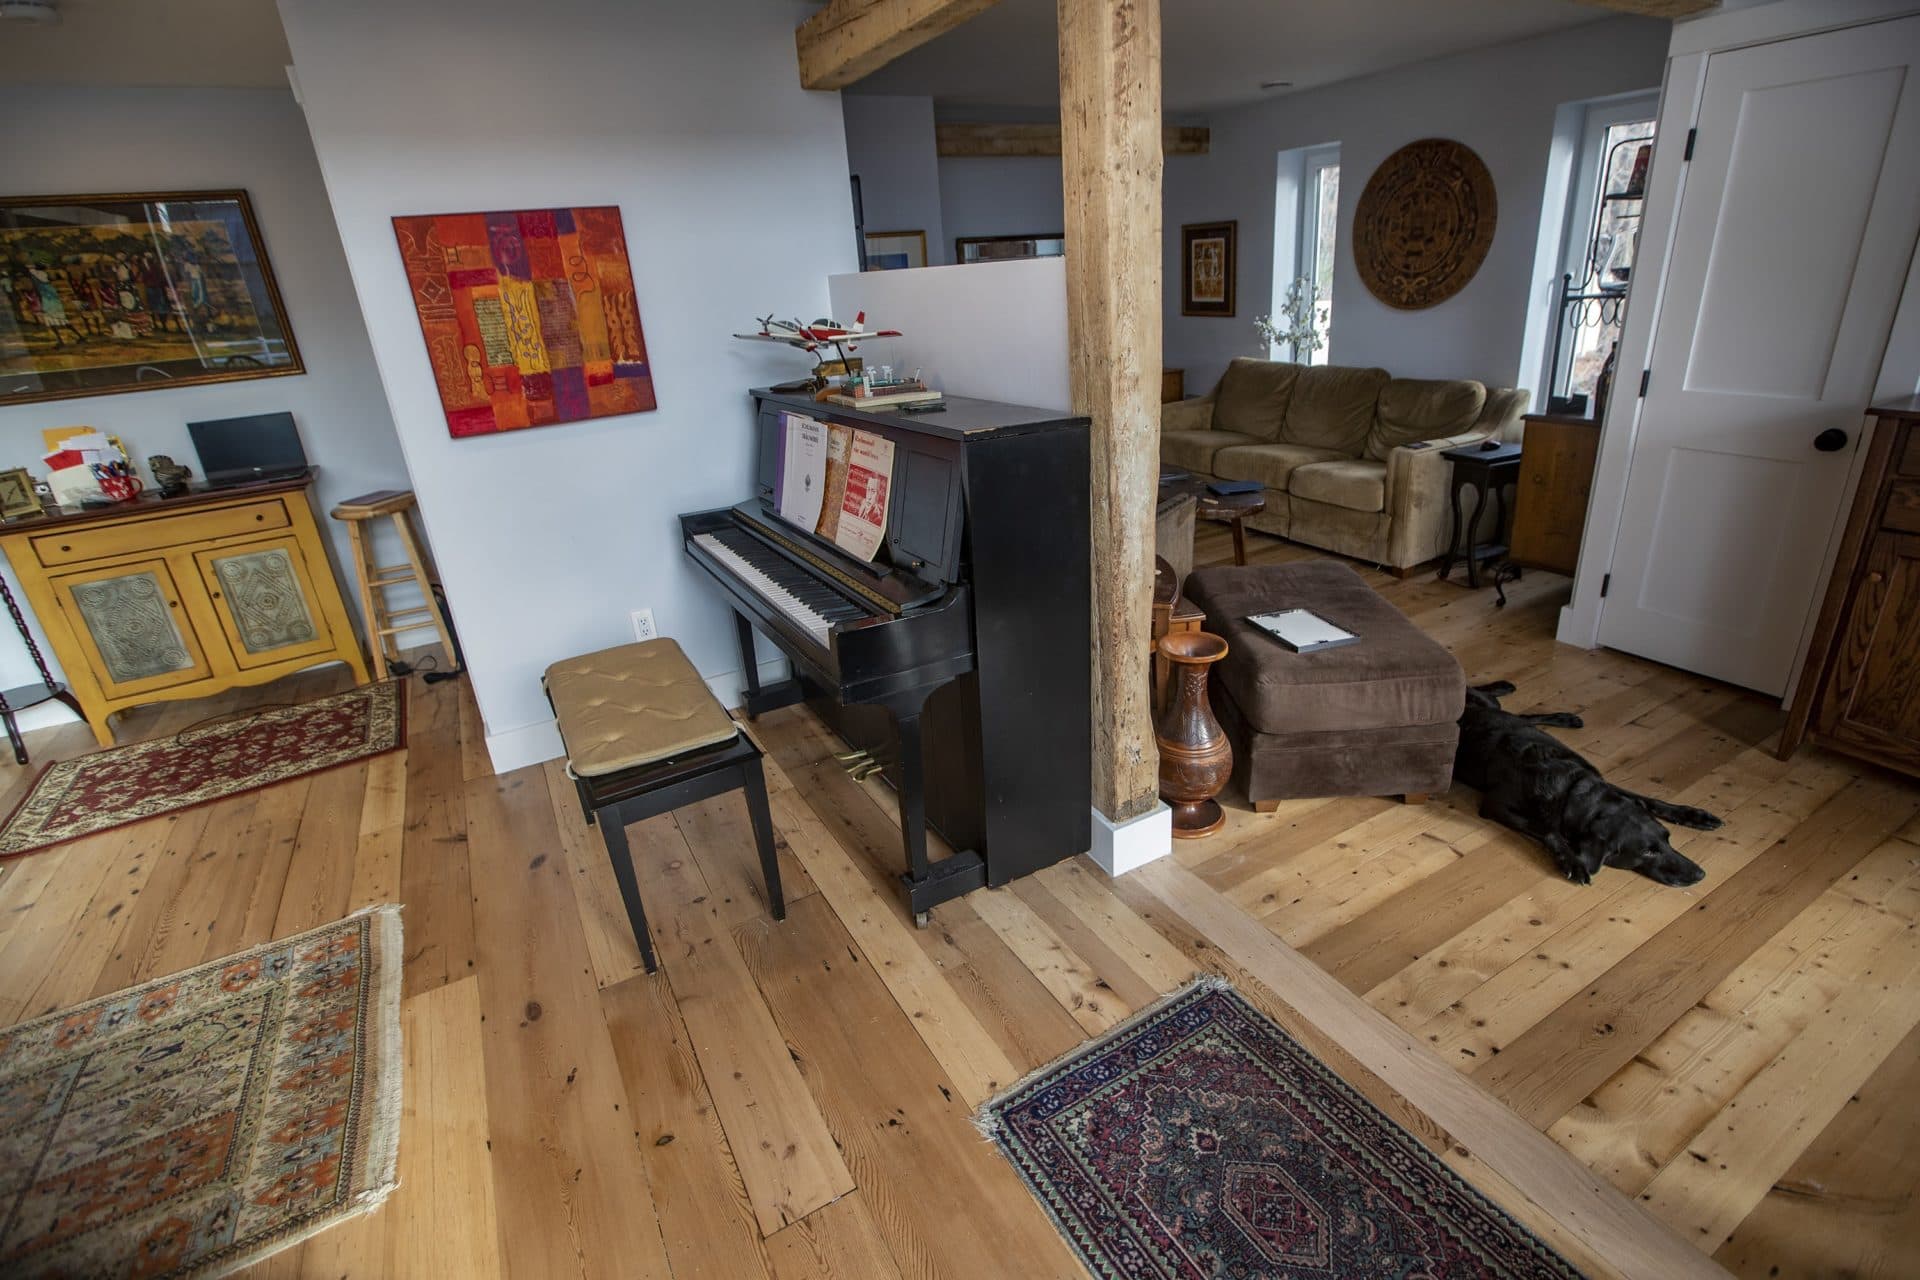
left=828, top=257, right=1070, bottom=412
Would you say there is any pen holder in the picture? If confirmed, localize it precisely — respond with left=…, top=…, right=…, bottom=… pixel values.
left=98, top=474, right=145, bottom=503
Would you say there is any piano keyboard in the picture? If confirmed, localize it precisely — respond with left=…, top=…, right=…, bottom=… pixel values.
left=693, top=530, right=871, bottom=648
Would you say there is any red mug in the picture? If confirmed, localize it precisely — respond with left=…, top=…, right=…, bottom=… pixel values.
left=99, top=474, right=145, bottom=503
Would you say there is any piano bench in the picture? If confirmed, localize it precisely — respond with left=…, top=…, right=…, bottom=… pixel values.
left=544, top=639, right=784, bottom=974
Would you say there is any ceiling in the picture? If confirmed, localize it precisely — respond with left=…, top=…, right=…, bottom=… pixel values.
left=846, top=0, right=1618, bottom=115
left=0, top=0, right=292, bottom=90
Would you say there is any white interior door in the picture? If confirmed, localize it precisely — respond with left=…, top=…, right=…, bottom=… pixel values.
left=1599, top=16, right=1920, bottom=696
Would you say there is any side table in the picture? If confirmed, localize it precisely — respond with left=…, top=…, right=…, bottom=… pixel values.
left=1159, top=470, right=1267, bottom=566
left=1437, top=442, right=1523, bottom=589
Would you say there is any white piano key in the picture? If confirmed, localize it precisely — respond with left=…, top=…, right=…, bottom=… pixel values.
left=693, top=533, right=832, bottom=646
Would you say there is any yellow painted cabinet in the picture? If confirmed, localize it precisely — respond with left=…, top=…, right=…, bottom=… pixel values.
left=0, top=476, right=371, bottom=746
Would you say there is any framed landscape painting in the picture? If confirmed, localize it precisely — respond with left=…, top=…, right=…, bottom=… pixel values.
left=393, top=205, right=656, bottom=437
left=862, top=230, right=927, bottom=271
left=1181, top=220, right=1237, bottom=317
left=0, top=191, right=303, bottom=406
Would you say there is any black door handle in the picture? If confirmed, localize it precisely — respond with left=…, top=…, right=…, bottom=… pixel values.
left=1814, top=428, right=1849, bottom=452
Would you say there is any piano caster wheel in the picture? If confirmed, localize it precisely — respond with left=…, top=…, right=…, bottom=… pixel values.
left=913, top=910, right=930, bottom=929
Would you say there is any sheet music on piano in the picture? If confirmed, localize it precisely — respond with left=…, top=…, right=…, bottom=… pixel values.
left=773, top=411, right=895, bottom=563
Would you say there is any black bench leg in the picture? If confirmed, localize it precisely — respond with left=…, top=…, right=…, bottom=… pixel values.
left=741, top=756, right=784, bottom=921
left=596, top=802, right=658, bottom=974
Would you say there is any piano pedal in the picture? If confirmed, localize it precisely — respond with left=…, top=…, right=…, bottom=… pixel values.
left=851, top=762, right=884, bottom=782
left=833, top=748, right=871, bottom=765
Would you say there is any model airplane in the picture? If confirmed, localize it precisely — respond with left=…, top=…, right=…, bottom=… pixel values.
left=733, top=312, right=903, bottom=393
left=732, top=312, right=902, bottom=351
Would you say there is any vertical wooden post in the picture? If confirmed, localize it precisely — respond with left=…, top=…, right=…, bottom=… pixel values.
left=1059, top=0, right=1163, bottom=823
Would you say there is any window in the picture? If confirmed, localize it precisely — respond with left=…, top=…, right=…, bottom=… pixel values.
left=1548, top=100, right=1656, bottom=408
left=1298, top=147, right=1340, bottom=365
left=1269, top=142, right=1339, bottom=364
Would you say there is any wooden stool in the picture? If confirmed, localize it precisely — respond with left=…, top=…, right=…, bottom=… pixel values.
left=330, top=489, right=455, bottom=676
left=544, top=638, right=784, bottom=973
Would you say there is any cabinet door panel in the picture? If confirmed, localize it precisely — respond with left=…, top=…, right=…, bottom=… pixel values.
left=51, top=560, right=213, bottom=697
left=1818, top=530, right=1920, bottom=771
left=195, top=536, right=337, bottom=671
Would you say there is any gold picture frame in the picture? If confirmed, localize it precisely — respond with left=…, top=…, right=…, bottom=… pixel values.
left=1, top=190, right=303, bottom=406
left=0, top=467, right=43, bottom=520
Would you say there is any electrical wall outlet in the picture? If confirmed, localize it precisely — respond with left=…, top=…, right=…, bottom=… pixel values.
left=630, top=608, right=656, bottom=642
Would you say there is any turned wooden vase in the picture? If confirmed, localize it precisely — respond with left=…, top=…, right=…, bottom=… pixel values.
left=1156, top=630, right=1233, bottom=839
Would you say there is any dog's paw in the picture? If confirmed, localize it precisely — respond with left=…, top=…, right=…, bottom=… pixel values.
left=1562, top=865, right=1593, bottom=885
left=1564, top=714, right=1585, bottom=729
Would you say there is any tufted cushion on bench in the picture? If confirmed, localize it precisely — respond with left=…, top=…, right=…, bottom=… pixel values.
left=545, top=638, right=738, bottom=776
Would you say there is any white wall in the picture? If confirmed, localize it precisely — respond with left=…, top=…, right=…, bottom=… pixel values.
left=277, top=0, right=858, bottom=772
left=844, top=95, right=949, bottom=267
left=1164, top=16, right=1671, bottom=394
left=0, top=85, right=419, bottom=732
left=828, top=257, right=1069, bottom=410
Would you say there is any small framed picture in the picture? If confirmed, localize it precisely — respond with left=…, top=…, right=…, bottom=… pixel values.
left=0, top=467, right=43, bottom=519
left=1181, top=221, right=1238, bottom=317
left=863, top=229, right=928, bottom=271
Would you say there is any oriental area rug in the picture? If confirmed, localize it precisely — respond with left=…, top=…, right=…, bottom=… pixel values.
left=0, top=905, right=403, bottom=1279
left=0, top=681, right=404, bottom=859
left=977, top=978, right=1582, bottom=1280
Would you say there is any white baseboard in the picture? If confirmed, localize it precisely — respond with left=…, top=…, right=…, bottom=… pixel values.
left=482, top=656, right=791, bottom=777
left=1087, top=801, right=1173, bottom=876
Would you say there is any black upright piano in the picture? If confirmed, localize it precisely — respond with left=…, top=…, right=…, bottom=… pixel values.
left=681, top=390, right=1090, bottom=919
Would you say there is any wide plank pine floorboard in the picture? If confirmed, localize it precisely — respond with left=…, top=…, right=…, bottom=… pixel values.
left=0, top=523, right=1913, bottom=1278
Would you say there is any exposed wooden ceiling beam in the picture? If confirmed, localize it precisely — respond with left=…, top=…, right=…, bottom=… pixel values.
left=937, top=121, right=1207, bottom=157
left=1564, top=0, right=1718, bottom=16
left=797, top=0, right=1004, bottom=91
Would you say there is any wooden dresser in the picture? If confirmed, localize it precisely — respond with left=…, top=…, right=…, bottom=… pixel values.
left=0, top=473, right=369, bottom=746
left=1508, top=412, right=1600, bottom=576
left=1780, top=397, right=1920, bottom=774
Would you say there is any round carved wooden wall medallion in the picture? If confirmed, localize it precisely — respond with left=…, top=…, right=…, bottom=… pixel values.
left=1352, top=138, right=1497, bottom=311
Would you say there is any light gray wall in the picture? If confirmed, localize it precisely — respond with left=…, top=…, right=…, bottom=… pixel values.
left=844, top=95, right=949, bottom=266
left=1165, top=16, right=1671, bottom=393
left=939, top=156, right=1067, bottom=255
left=0, top=85, right=418, bottom=731
left=277, top=0, right=859, bottom=771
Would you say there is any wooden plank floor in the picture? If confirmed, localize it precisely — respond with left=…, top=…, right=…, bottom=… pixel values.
left=2, top=522, right=1915, bottom=1278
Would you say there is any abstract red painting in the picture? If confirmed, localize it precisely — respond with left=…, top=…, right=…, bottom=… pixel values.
left=392, top=206, right=656, bottom=437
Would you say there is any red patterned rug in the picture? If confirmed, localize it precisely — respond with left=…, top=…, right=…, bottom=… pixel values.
left=978, top=978, right=1583, bottom=1279
left=0, top=905, right=403, bottom=1278
left=0, top=682, right=404, bottom=859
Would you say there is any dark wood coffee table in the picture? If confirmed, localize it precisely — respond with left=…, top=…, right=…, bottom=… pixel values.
left=1159, top=470, right=1267, bottom=565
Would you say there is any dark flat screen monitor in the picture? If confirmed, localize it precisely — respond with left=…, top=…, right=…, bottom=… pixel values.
left=187, top=412, right=310, bottom=486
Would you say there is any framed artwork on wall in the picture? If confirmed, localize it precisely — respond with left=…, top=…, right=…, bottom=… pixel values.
left=863, top=230, right=928, bottom=271
left=0, top=190, right=303, bottom=407
left=1181, top=221, right=1237, bottom=317
left=392, top=205, right=656, bottom=438
left=956, top=233, right=1065, bottom=264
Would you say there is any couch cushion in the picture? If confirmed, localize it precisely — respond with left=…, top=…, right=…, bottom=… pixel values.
left=1183, top=560, right=1464, bottom=735
left=1212, top=442, right=1349, bottom=492
left=1280, top=365, right=1391, bottom=453
left=545, top=637, right=738, bottom=776
left=1364, top=378, right=1488, bottom=461
left=1289, top=459, right=1388, bottom=512
left=1161, top=429, right=1260, bottom=473
left=1212, top=358, right=1302, bottom=441
left=1478, top=386, right=1530, bottom=441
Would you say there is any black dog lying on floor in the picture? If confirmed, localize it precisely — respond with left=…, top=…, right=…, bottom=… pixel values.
left=1453, top=681, right=1718, bottom=886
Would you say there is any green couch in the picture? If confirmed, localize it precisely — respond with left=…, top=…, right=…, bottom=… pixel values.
left=1161, top=358, right=1529, bottom=573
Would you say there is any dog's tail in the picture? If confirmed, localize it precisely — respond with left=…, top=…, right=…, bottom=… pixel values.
left=1625, top=790, right=1723, bottom=831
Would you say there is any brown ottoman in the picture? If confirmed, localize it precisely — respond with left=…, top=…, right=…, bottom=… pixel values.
left=1182, top=561, right=1464, bottom=805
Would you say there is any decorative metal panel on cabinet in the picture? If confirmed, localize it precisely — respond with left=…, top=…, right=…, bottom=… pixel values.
left=0, top=475, right=370, bottom=746
left=1781, top=398, right=1920, bottom=777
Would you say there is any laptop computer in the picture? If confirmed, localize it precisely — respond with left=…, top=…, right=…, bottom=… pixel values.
left=187, top=412, right=313, bottom=488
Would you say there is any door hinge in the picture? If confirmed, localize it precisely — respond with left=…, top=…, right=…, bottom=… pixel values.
left=1683, top=128, right=1696, bottom=161
left=1638, top=369, right=1651, bottom=397
left=1601, top=573, right=1612, bottom=598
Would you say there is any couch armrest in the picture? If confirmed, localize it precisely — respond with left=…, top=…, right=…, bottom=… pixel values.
left=1384, top=430, right=1493, bottom=569
left=1160, top=395, right=1216, bottom=435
